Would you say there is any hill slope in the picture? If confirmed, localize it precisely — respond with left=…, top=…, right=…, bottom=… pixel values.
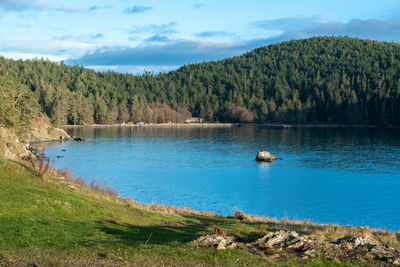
left=1, top=159, right=399, bottom=266
left=1, top=36, right=400, bottom=126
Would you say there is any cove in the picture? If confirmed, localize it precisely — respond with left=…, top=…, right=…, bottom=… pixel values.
left=44, top=126, right=400, bottom=231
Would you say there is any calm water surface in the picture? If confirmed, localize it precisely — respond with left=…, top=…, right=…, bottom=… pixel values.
left=45, top=127, right=400, bottom=231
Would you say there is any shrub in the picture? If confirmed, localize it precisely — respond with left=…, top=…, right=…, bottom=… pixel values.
left=212, top=225, right=227, bottom=237
left=29, top=150, right=50, bottom=179
left=233, top=210, right=249, bottom=221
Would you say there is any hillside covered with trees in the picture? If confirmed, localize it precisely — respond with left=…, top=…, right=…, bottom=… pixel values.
left=1, top=36, right=400, bottom=126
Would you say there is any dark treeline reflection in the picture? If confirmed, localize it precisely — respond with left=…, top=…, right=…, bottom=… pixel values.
left=66, top=126, right=400, bottom=147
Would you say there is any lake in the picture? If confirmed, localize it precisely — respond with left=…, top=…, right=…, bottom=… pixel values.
left=44, top=126, right=400, bottom=231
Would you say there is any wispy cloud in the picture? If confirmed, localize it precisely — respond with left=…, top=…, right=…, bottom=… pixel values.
left=0, top=0, right=99, bottom=13
left=67, top=40, right=248, bottom=68
left=52, top=33, right=104, bottom=42
left=53, top=35, right=73, bottom=41
left=89, top=4, right=113, bottom=11
left=145, top=35, right=170, bottom=43
left=253, top=17, right=400, bottom=43
left=0, top=51, right=66, bottom=61
left=89, top=33, right=104, bottom=40
left=252, top=16, right=323, bottom=31
left=196, top=31, right=231, bottom=38
left=124, top=5, right=153, bottom=14
left=130, top=22, right=178, bottom=35
left=65, top=17, right=400, bottom=74
left=0, top=0, right=48, bottom=12
left=193, top=3, right=203, bottom=9
left=1, top=38, right=99, bottom=57
left=303, top=18, right=400, bottom=41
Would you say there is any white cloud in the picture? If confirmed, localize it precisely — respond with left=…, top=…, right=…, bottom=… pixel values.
left=0, top=52, right=66, bottom=61
left=0, top=38, right=100, bottom=58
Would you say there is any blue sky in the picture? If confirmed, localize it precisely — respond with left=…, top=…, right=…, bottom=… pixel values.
left=0, top=0, right=400, bottom=73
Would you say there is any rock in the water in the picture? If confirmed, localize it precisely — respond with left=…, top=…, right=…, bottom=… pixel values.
left=255, top=151, right=278, bottom=162
left=192, top=234, right=237, bottom=250
left=73, top=136, right=86, bottom=141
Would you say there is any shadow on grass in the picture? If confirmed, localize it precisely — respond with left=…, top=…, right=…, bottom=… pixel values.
left=90, top=215, right=225, bottom=247
left=89, top=215, right=292, bottom=247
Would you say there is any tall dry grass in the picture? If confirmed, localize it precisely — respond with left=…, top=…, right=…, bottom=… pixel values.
left=29, top=150, right=50, bottom=179
left=55, top=166, right=119, bottom=198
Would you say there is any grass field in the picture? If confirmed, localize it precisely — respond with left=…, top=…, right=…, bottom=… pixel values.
left=0, top=159, right=396, bottom=266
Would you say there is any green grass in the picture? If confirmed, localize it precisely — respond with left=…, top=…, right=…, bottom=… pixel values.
left=0, top=159, right=388, bottom=266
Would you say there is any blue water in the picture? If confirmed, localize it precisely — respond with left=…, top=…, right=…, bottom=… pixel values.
left=44, top=127, right=400, bottom=231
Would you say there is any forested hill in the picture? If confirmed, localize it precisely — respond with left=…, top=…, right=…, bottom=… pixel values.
left=1, top=36, right=400, bottom=126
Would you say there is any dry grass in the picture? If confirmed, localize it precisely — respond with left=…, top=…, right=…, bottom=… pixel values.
left=53, top=166, right=119, bottom=198
left=309, top=225, right=400, bottom=249
left=124, top=197, right=220, bottom=217
left=254, top=225, right=267, bottom=234
left=233, top=210, right=249, bottom=221
left=29, top=150, right=50, bottom=179
left=212, top=225, right=227, bottom=237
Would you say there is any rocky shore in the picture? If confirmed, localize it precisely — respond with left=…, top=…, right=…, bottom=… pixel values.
left=193, top=230, right=400, bottom=265
left=0, top=116, right=74, bottom=159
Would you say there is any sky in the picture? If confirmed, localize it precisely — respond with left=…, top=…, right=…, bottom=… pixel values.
left=0, top=0, right=400, bottom=74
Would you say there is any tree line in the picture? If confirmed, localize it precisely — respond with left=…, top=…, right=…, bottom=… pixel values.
left=1, top=36, right=400, bottom=126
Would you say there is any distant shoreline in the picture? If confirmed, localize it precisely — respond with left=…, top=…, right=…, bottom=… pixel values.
left=62, top=122, right=400, bottom=129
left=62, top=122, right=238, bottom=128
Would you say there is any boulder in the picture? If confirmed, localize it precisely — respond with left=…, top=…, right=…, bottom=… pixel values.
left=251, top=231, right=320, bottom=255
left=192, top=234, right=237, bottom=250
left=255, top=151, right=278, bottom=162
left=333, top=236, right=376, bottom=247
left=73, top=136, right=86, bottom=141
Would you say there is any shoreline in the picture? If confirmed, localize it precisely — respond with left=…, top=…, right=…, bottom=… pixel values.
left=62, top=122, right=239, bottom=128
left=62, top=122, right=400, bottom=129
left=239, top=123, right=400, bottom=129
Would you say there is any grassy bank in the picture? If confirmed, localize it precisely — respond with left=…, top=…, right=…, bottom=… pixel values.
left=0, top=159, right=398, bottom=266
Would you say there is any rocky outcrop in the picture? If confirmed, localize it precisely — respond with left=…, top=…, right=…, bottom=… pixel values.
left=255, top=151, right=278, bottom=162
left=333, top=236, right=376, bottom=247
left=192, top=235, right=237, bottom=250
left=251, top=231, right=320, bottom=255
left=332, top=236, right=400, bottom=265
left=0, top=127, right=32, bottom=160
left=0, top=115, right=74, bottom=159
left=192, top=230, right=400, bottom=265
left=28, top=115, right=71, bottom=143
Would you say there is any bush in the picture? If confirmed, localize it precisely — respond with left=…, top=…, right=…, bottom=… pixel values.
left=29, top=150, right=50, bottom=179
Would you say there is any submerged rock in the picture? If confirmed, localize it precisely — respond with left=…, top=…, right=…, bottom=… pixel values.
left=255, top=151, right=278, bottom=162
